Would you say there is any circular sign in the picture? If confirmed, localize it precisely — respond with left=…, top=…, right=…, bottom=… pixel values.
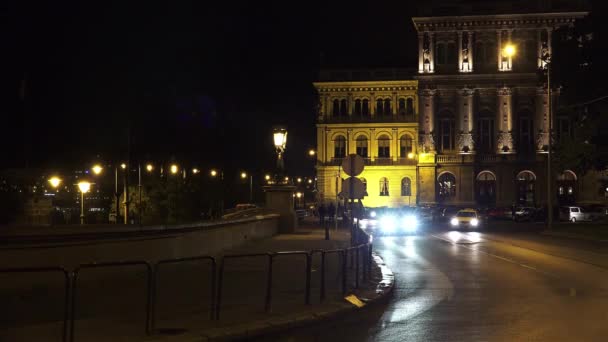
left=341, top=154, right=365, bottom=177
left=340, top=177, right=366, bottom=199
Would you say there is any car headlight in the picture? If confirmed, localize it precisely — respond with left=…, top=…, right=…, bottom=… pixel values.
left=370, top=211, right=377, bottom=218
left=471, top=218, right=479, bottom=226
left=450, top=218, right=459, bottom=226
left=403, top=215, right=418, bottom=231
left=380, top=216, right=396, bottom=232
left=359, top=220, right=367, bottom=228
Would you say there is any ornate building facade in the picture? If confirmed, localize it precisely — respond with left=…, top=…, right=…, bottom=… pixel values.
left=315, top=9, right=608, bottom=208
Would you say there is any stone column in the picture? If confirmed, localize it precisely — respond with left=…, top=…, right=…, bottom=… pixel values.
left=428, top=33, right=435, bottom=73
left=507, top=30, right=513, bottom=70
left=536, top=86, right=550, bottom=152
left=420, top=89, right=436, bottom=152
left=392, top=128, right=398, bottom=161
left=497, top=30, right=503, bottom=71
left=392, top=92, right=398, bottom=116
left=468, top=31, right=474, bottom=72
left=537, top=29, right=544, bottom=69
left=458, top=31, right=463, bottom=72
left=370, top=92, right=376, bottom=117
left=370, top=128, right=376, bottom=161
left=347, top=92, right=353, bottom=117
left=347, top=128, right=354, bottom=155
left=457, top=88, right=475, bottom=153
left=418, top=32, right=425, bottom=73
left=497, top=87, right=514, bottom=153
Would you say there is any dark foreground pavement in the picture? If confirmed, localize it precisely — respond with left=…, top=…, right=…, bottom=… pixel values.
left=256, top=226, right=608, bottom=341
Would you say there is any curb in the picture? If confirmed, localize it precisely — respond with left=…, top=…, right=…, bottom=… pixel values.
left=541, top=230, right=608, bottom=243
left=150, top=253, right=394, bottom=342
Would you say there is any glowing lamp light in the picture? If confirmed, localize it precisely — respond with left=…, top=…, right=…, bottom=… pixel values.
left=407, top=152, right=415, bottom=159
left=241, top=172, right=247, bottom=179
left=146, top=164, right=153, bottom=172
left=210, top=169, right=218, bottom=177
left=503, top=44, right=516, bottom=58
left=92, top=164, right=103, bottom=175
left=284, top=176, right=289, bottom=181
left=296, top=192, right=303, bottom=198
left=265, top=174, right=271, bottom=180
left=192, top=168, right=200, bottom=174
left=297, top=177, right=302, bottom=183
left=120, top=163, right=127, bottom=169
left=170, top=164, right=178, bottom=174
left=48, top=177, right=62, bottom=188
left=308, top=179, right=313, bottom=184
left=308, top=149, right=316, bottom=156
left=273, top=129, right=287, bottom=150
left=78, top=181, right=91, bottom=193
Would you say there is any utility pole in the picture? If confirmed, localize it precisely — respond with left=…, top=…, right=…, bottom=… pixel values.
left=546, top=57, right=553, bottom=230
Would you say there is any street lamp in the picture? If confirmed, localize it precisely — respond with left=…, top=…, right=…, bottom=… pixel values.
left=502, top=43, right=516, bottom=70
left=48, top=176, right=62, bottom=189
left=92, top=164, right=103, bottom=175
left=170, top=164, right=179, bottom=175
left=120, top=163, right=127, bottom=170
left=77, top=181, right=91, bottom=225
left=273, top=127, right=287, bottom=176
left=241, top=172, right=253, bottom=203
left=308, top=149, right=316, bottom=157
left=192, top=168, right=200, bottom=174
left=210, top=169, right=218, bottom=177
left=297, top=177, right=302, bottom=183
left=146, top=164, right=153, bottom=172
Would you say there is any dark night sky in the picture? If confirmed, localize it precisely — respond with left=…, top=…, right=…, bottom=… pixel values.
left=1, top=0, right=598, bottom=175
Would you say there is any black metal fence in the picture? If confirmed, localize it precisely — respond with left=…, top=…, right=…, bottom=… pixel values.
left=0, top=228, right=372, bottom=342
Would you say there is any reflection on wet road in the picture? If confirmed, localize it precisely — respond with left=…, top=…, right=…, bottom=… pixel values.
left=259, top=230, right=608, bottom=341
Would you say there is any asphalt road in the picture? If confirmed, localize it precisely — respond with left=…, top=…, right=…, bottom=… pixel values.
left=258, top=227, right=608, bottom=341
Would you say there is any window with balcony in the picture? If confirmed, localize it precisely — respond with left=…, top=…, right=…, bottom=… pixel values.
left=477, top=117, right=495, bottom=153
left=334, top=136, right=346, bottom=158
left=356, top=135, right=368, bottom=158
left=439, top=117, right=456, bottom=152
left=377, top=134, right=391, bottom=158
left=401, top=177, right=412, bottom=196
left=379, top=177, right=389, bottom=196
left=400, top=135, right=413, bottom=157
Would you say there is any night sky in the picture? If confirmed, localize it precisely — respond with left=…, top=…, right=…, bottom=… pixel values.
left=2, top=0, right=598, bottom=175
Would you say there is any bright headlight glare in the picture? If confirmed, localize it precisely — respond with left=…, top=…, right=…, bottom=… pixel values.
left=471, top=218, right=479, bottom=226
left=450, top=218, right=459, bottom=226
left=381, top=216, right=396, bottom=232
left=403, top=215, right=417, bottom=227
left=370, top=211, right=377, bottom=218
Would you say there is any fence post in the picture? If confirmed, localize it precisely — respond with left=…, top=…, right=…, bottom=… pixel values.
left=320, top=252, right=326, bottom=302
left=341, top=250, right=347, bottom=296
left=264, top=254, right=274, bottom=313
left=305, top=253, right=312, bottom=305
left=355, top=247, right=360, bottom=289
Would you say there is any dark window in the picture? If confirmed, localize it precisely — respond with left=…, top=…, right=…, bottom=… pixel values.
left=334, top=136, right=346, bottom=158
left=401, top=177, right=412, bottom=196
left=406, top=98, right=414, bottom=116
left=400, top=136, right=413, bottom=157
left=477, top=117, right=495, bottom=153
left=476, top=171, right=496, bottom=205
left=356, top=136, right=368, bottom=158
left=439, top=118, right=456, bottom=151
left=362, top=99, right=370, bottom=116
left=340, top=99, right=348, bottom=116
left=384, top=99, right=392, bottom=116
left=557, top=117, right=571, bottom=141
left=332, top=99, right=339, bottom=117
left=378, top=135, right=391, bottom=158
left=447, top=42, right=457, bottom=65
left=438, top=173, right=456, bottom=199
left=379, top=177, right=389, bottom=196
left=398, top=99, right=406, bottom=115
left=519, top=116, right=534, bottom=152
left=376, top=99, right=384, bottom=115
left=436, top=43, right=447, bottom=65
left=354, top=99, right=362, bottom=116
left=516, top=171, right=536, bottom=205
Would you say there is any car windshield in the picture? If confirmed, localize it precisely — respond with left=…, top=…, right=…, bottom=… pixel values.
left=457, top=211, right=476, bottom=217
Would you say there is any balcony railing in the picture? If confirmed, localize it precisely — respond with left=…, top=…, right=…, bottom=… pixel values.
left=323, top=157, right=417, bottom=167
left=322, top=153, right=543, bottom=167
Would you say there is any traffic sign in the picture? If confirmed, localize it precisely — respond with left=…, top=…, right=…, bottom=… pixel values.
left=341, top=154, right=365, bottom=177
left=340, top=177, right=367, bottom=199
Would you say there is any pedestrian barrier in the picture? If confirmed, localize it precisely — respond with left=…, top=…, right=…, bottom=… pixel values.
left=2, top=227, right=373, bottom=341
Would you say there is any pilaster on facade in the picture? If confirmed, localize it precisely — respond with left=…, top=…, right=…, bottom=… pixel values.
left=457, top=88, right=475, bottom=153
left=535, top=86, right=550, bottom=152
left=458, top=31, right=473, bottom=73
left=497, top=30, right=513, bottom=72
left=418, top=32, right=435, bottom=73
left=369, top=128, right=376, bottom=161
left=497, top=86, right=515, bottom=153
left=420, top=89, right=436, bottom=152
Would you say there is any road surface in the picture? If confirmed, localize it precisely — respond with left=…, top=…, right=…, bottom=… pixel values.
left=258, top=227, right=608, bottom=341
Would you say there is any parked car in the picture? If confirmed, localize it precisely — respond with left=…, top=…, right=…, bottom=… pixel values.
left=486, top=207, right=513, bottom=220
left=559, top=206, right=594, bottom=223
left=514, top=207, right=537, bottom=222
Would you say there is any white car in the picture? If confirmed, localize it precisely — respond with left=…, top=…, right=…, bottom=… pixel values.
left=450, top=209, right=481, bottom=229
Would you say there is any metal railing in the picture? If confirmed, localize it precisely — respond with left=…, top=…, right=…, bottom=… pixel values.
left=1, top=228, right=373, bottom=342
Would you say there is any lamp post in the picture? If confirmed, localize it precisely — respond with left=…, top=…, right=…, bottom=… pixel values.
left=120, top=163, right=130, bottom=224
left=78, top=181, right=91, bottom=225
left=210, top=169, right=224, bottom=217
left=273, top=127, right=287, bottom=181
left=241, top=172, right=253, bottom=203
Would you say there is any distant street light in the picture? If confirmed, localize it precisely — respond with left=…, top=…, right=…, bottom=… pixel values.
left=502, top=44, right=516, bottom=58
left=297, top=177, right=302, bottom=183
left=407, top=152, right=415, bottom=159
left=92, top=164, right=103, bottom=175
left=308, top=179, right=313, bottom=184
left=192, top=168, right=200, bottom=174
left=146, top=164, right=153, bottom=172
left=170, top=164, right=179, bottom=175
left=77, top=181, right=91, bottom=225
left=48, top=176, right=62, bottom=189
left=273, top=127, right=287, bottom=176
left=120, top=163, right=127, bottom=170
left=210, top=169, right=218, bottom=177
left=308, top=149, right=316, bottom=156
left=265, top=174, right=271, bottom=181
left=241, top=172, right=247, bottom=179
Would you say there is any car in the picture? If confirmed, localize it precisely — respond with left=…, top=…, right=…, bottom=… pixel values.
left=486, top=207, right=513, bottom=220
left=450, top=208, right=481, bottom=229
left=359, top=208, right=419, bottom=236
left=514, top=207, right=537, bottom=222
left=559, top=206, right=594, bottom=223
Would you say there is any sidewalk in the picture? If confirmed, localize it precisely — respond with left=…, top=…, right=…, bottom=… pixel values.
left=0, top=223, right=394, bottom=342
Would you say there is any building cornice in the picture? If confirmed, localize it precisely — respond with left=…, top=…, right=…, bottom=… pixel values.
left=313, top=80, right=418, bottom=93
left=412, top=12, right=588, bottom=32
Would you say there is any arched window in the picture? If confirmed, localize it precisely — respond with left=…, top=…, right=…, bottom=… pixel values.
left=518, top=110, right=534, bottom=153
left=436, top=43, right=446, bottom=65
left=398, top=98, right=406, bottom=115
left=332, top=99, right=339, bottom=117
left=401, top=177, right=412, bottom=196
left=340, top=99, right=348, bottom=116
left=376, top=99, right=384, bottom=115
left=400, top=135, right=413, bottom=157
left=557, top=170, right=576, bottom=205
left=406, top=98, right=414, bottom=116
left=516, top=171, right=536, bottom=205
left=362, top=99, right=369, bottom=116
left=377, top=134, right=391, bottom=158
left=476, top=171, right=496, bottom=205
left=439, top=111, right=455, bottom=151
left=379, top=177, right=389, bottom=196
left=356, top=135, right=368, bottom=157
left=383, top=99, right=392, bottom=116
left=354, top=99, right=362, bottom=116
left=447, top=42, right=457, bottom=65
left=334, top=136, right=346, bottom=158
left=438, top=172, right=456, bottom=199
left=477, top=109, right=495, bottom=153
